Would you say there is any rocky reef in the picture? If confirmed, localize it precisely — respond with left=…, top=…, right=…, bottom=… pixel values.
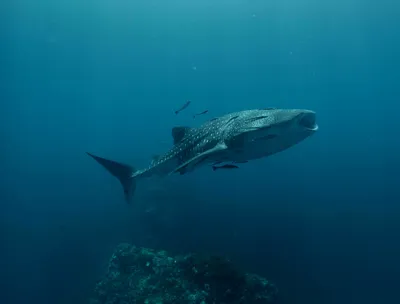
left=90, top=243, right=278, bottom=304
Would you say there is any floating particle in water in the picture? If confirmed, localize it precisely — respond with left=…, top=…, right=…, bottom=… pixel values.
left=252, top=14, right=256, bottom=18
left=192, top=66, right=197, bottom=71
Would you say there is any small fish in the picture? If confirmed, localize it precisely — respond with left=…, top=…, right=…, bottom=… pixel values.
left=193, top=110, right=209, bottom=119
left=212, top=164, right=239, bottom=171
left=175, top=100, right=191, bottom=115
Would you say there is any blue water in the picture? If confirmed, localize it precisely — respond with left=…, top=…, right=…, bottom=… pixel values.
left=1, top=1, right=400, bottom=303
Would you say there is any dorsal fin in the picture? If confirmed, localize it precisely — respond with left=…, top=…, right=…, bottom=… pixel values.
left=172, top=126, right=191, bottom=144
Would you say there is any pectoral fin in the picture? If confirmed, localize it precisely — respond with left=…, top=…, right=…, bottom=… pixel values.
left=171, top=143, right=228, bottom=175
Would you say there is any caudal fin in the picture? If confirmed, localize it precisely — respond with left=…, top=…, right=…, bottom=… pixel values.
left=86, top=152, right=138, bottom=203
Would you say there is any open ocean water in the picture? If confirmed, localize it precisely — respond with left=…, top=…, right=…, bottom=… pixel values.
left=1, top=1, right=400, bottom=303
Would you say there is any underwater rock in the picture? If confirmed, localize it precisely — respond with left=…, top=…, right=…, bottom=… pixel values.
left=90, top=243, right=278, bottom=304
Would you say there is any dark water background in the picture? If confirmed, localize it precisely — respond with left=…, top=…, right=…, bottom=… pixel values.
left=1, top=1, right=400, bottom=303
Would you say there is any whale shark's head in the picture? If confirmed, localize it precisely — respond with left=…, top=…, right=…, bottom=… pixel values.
left=226, top=108, right=318, bottom=160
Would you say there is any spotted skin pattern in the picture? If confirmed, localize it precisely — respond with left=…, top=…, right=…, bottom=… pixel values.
left=135, top=108, right=317, bottom=178
left=87, top=108, right=317, bottom=203
left=138, top=112, right=237, bottom=177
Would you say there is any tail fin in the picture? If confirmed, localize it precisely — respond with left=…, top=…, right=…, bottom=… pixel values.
left=86, top=152, right=138, bottom=203
left=212, top=166, right=217, bottom=171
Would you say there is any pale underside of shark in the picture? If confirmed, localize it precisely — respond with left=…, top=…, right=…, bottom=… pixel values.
left=87, top=108, right=318, bottom=203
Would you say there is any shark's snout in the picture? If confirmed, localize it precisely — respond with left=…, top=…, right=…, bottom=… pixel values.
left=298, top=111, right=318, bottom=131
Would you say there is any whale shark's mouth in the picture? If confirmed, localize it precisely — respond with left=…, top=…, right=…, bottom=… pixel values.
left=299, top=112, right=318, bottom=131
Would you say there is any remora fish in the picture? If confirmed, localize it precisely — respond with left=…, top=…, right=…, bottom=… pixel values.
left=193, top=110, right=209, bottom=119
left=175, top=100, right=191, bottom=115
left=212, top=164, right=239, bottom=171
left=87, top=108, right=318, bottom=203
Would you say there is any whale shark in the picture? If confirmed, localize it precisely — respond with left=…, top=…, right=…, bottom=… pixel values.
left=87, top=108, right=318, bottom=203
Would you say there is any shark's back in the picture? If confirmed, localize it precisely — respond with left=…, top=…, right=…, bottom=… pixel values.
left=139, top=113, right=239, bottom=177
